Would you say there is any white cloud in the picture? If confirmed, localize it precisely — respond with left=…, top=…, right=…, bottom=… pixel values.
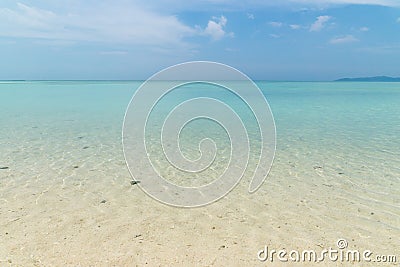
left=247, top=13, right=255, bottom=19
left=268, top=21, right=283, bottom=27
left=397, top=17, right=400, bottom=23
left=0, top=2, right=196, bottom=46
left=290, top=24, right=301, bottom=30
left=330, top=34, right=358, bottom=44
left=310, top=15, right=331, bottom=32
left=288, top=0, right=399, bottom=6
left=0, top=3, right=233, bottom=45
left=269, top=34, right=281, bottom=38
left=360, top=26, right=369, bottom=31
left=225, top=47, right=239, bottom=52
left=143, top=0, right=400, bottom=12
left=203, top=15, right=233, bottom=40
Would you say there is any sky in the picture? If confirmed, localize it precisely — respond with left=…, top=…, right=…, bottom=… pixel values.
left=0, top=0, right=399, bottom=80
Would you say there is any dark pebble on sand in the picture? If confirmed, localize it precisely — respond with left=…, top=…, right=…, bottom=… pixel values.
left=338, top=172, right=344, bottom=175
left=78, top=136, right=84, bottom=139
left=370, top=212, right=374, bottom=215
left=130, top=180, right=140, bottom=185
left=100, top=200, right=107, bottom=204
left=73, top=166, right=79, bottom=169
left=0, top=167, right=9, bottom=170
left=83, top=146, right=89, bottom=149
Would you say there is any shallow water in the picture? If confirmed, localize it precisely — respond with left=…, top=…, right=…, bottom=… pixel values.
left=1, top=81, right=399, bottom=265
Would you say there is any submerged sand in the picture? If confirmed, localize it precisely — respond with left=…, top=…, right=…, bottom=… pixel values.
left=1, top=119, right=399, bottom=266
left=1, top=81, right=400, bottom=266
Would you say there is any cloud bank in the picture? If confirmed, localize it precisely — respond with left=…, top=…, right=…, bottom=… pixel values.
left=0, top=2, right=233, bottom=46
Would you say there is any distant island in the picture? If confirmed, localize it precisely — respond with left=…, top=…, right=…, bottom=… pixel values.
left=335, top=76, right=400, bottom=82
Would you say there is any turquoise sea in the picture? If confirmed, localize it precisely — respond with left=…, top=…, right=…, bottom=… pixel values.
left=1, top=81, right=399, bottom=265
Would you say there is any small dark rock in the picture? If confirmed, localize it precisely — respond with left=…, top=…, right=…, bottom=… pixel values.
left=83, top=146, right=89, bottom=149
left=0, top=167, right=9, bottom=170
left=100, top=200, right=107, bottom=204
left=130, top=180, right=141, bottom=185
left=134, top=234, right=142, bottom=238
left=73, top=166, right=79, bottom=169
left=78, top=136, right=84, bottom=139
left=338, top=172, right=344, bottom=175
left=313, top=166, right=323, bottom=170
left=370, top=212, right=374, bottom=215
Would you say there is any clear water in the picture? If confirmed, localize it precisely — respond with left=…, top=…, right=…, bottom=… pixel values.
left=1, top=80, right=399, bottom=214
left=1, top=81, right=399, bottom=264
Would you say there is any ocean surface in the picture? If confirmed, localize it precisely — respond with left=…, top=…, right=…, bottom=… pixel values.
left=1, top=81, right=399, bottom=265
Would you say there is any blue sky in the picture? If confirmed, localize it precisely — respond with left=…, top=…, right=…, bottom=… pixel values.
left=0, top=0, right=399, bottom=80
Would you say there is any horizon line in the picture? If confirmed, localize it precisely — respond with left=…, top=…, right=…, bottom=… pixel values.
left=1, top=75, right=400, bottom=83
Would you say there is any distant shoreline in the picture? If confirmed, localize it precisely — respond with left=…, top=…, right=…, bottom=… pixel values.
left=335, top=76, right=400, bottom=82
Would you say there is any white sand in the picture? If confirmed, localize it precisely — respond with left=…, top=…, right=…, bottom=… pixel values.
left=1, top=121, right=399, bottom=266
